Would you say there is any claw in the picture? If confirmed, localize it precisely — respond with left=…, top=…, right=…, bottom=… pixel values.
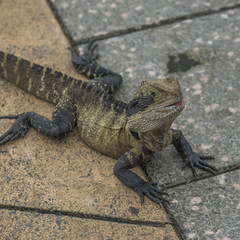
left=0, top=113, right=30, bottom=146
left=197, top=161, right=218, bottom=174
left=144, top=191, right=161, bottom=205
left=86, top=40, right=98, bottom=53
left=86, top=39, right=98, bottom=51
left=199, top=155, right=215, bottom=160
left=149, top=189, right=169, bottom=204
left=183, top=152, right=217, bottom=177
left=139, top=192, right=144, bottom=205
left=0, top=115, right=19, bottom=119
left=0, top=129, right=11, bottom=142
left=84, top=39, right=99, bottom=63
left=182, top=161, right=188, bottom=170
left=149, top=185, right=169, bottom=196
left=135, top=181, right=169, bottom=205
left=190, top=161, right=197, bottom=177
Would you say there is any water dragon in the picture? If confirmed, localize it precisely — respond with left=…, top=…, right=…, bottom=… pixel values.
left=0, top=41, right=217, bottom=205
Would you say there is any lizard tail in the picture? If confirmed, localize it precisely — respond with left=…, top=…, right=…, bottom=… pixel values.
left=0, top=51, right=80, bottom=104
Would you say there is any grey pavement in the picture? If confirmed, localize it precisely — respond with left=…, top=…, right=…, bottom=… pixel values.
left=48, top=0, right=240, bottom=43
left=167, top=170, right=240, bottom=240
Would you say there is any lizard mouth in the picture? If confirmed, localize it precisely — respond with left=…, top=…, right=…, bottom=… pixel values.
left=166, top=100, right=183, bottom=108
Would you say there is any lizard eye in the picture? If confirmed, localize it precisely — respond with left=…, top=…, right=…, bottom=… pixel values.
left=150, top=91, right=156, bottom=97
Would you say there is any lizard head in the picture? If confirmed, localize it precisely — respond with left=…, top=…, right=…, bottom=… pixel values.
left=126, top=76, right=185, bottom=133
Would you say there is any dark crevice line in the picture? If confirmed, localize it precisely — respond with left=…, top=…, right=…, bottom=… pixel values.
left=162, top=202, right=187, bottom=240
left=46, top=1, right=240, bottom=47
left=0, top=204, right=170, bottom=228
left=48, top=3, right=240, bottom=46
left=74, top=3, right=240, bottom=45
left=161, top=163, right=240, bottom=190
left=76, top=3, right=240, bottom=45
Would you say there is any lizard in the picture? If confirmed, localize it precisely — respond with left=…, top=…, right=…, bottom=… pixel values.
left=0, top=40, right=217, bottom=205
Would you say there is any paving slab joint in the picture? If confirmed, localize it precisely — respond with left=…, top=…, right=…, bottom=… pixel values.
left=47, top=1, right=240, bottom=46
left=0, top=203, right=172, bottom=228
left=157, top=163, right=240, bottom=190
left=46, top=0, right=75, bottom=46
left=163, top=203, right=187, bottom=240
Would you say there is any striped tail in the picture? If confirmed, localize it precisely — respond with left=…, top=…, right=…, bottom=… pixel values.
left=0, top=51, right=80, bottom=104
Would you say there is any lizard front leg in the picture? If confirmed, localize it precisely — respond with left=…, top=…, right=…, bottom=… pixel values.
left=68, top=40, right=122, bottom=94
left=114, top=148, right=168, bottom=205
left=171, top=129, right=217, bottom=176
left=0, top=99, right=75, bottom=146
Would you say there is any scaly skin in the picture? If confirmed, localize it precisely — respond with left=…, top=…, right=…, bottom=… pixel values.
left=0, top=41, right=217, bottom=205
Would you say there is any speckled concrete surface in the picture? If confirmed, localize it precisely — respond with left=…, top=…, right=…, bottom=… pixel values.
left=0, top=209, right=179, bottom=240
left=76, top=8, right=240, bottom=185
left=48, top=0, right=240, bottom=42
left=166, top=170, right=240, bottom=240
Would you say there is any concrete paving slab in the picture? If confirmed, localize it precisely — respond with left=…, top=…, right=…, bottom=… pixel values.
left=166, top=170, right=240, bottom=240
left=76, top=8, right=240, bottom=186
left=0, top=0, right=173, bottom=226
left=48, top=0, right=240, bottom=43
left=0, top=209, right=180, bottom=240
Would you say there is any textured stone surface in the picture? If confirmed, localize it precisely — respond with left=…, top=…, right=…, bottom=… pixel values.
left=48, top=0, right=240, bottom=42
left=0, top=0, right=172, bottom=227
left=0, top=209, right=180, bottom=240
left=76, top=8, right=240, bottom=185
left=166, top=170, right=240, bottom=240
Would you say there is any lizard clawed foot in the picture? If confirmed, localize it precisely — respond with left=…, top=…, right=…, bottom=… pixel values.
left=68, top=39, right=99, bottom=65
left=0, top=113, right=30, bottom=146
left=84, top=39, right=99, bottom=63
left=182, top=152, right=217, bottom=177
left=134, top=181, right=169, bottom=205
